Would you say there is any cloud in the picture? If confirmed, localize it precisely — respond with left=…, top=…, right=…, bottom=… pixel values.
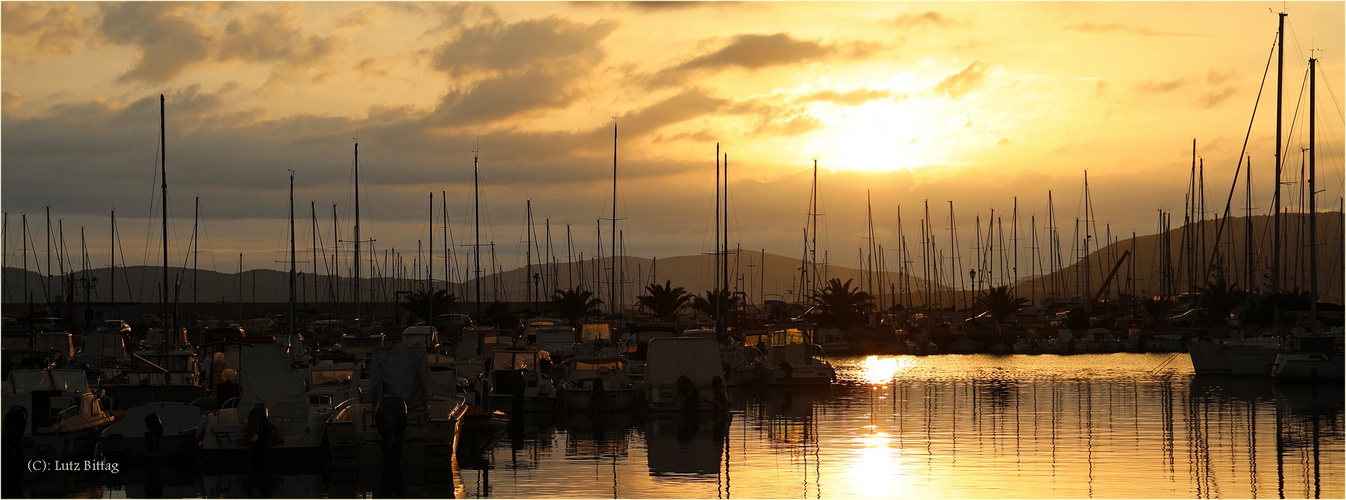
left=2, top=91, right=24, bottom=117
left=218, top=8, right=342, bottom=86
left=430, top=16, right=616, bottom=77
left=885, top=11, right=956, bottom=29
left=616, top=89, right=729, bottom=139
left=1198, top=87, right=1238, bottom=109
left=933, top=60, right=989, bottom=99
left=1133, top=78, right=1187, bottom=94
left=798, top=88, right=895, bottom=106
left=1065, top=23, right=1199, bottom=37
left=1, top=2, right=90, bottom=61
left=97, top=2, right=217, bottom=84
left=649, top=33, right=875, bottom=87
left=757, top=113, right=822, bottom=137
left=433, top=66, right=588, bottom=125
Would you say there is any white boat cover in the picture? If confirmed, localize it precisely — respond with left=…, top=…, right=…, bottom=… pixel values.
left=371, top=343, right=430, bottom=412
left=644, top=337, right=723, bottom=388
left=238, top=344, right=309, bottom=423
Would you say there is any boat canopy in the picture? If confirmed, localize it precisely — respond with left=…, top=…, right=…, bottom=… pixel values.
left=238, top=344, right=308, bottom=423
left=644, top=337, right=723, bottom=386
left=4, top=369, right=89, bottom=395
left=371, top=343, right=430, bottom=412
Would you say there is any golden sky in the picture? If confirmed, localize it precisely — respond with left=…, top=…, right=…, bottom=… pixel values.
left=2, top=1, right=1342, bottom=283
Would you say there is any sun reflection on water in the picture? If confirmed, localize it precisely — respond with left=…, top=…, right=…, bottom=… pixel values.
left=846, top=428, right=903, bottom=497
left=859, top=355, right=913, bottom=384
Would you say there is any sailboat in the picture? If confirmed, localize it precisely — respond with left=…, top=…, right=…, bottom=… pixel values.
left=99, top=95, right=207, bottom=410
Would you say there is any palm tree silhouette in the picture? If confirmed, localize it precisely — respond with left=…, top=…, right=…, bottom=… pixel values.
left=636, top=280, right=693, bottom=319
left=549, top=286, right=603, bottom=327
left=810, top=278, right=874, bottom=328
left=975, top=285, right=1029, bottom=323
left=692, top=288, right=741, bottom=322
left=403, top=287, right=456, bottom=325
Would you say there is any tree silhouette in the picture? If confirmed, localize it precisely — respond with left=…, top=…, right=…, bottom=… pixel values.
left=1142, top=296, right=1173, bottom=327
left=1200, top=277, right=1246, bottom=325
left=549, top=287, right=603, bottom=327
left=810, top=278, right=874, bottom=328
left=636, top=280, right=693, bottom=319
left=975, top=285, right=1029, bottom=323
left=692, top=288, right=741, bottom=322
left=403, top=287, right=456, bottom=325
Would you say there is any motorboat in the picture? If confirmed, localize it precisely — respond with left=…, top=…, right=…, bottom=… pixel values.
left=325, top=343, right=468, bottom=465
left=97, top=401, right=202, bottom=459
left=305, top=360, right=364, bottom=408
left=556, top=355, right=640, bottom=412
left=755, top=321, right=835, bottom=387
left=643, top=337, right=731, bottom=412
left=482, top=348, right=557, bottom=414
left=105, top=327, right=206, bottom=409
left=199, top=344, right=329, bottom=468
left=2, top=369, right=116, bottom=460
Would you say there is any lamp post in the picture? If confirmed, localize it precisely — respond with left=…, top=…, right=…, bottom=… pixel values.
left=969, top=269, right=978, bottom=315
left=80, top=275, right=98, bottom=332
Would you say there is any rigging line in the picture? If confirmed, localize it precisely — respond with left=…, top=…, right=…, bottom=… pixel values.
left=1202, top=30, right=1280, bottom=286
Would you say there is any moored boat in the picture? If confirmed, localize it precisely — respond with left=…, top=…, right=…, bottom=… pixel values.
left=556, top=355, right=639, bottom=412
left=97, top=401, right=202, bottom=460
left=2, top=368, right=116, bottom=460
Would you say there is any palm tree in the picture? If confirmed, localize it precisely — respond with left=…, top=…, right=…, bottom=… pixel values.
left=810, top=278, right=874, bottom=328
left=975, top=285, right=1029, bottom=323
left=1142, top=296, right=1173, bottom=327
left=481, top=301, right=520, bottom=330
left=1200, top=277, right=1246, bottom=325
left=403, top=287, right=456, bottom=325
left=636, top=280, right=693, bottom=319
left=549, top=286, right=603, bottom=327
left=692, top=288, right=741, bottom=322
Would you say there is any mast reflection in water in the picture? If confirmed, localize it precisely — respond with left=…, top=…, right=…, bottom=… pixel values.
left=38, top=354, right=1343, bottom=498
left=458, top=354, right=1341, bottom=499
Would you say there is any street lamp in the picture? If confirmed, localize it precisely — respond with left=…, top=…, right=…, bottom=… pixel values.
left=80, top=275, right=98, bottom=332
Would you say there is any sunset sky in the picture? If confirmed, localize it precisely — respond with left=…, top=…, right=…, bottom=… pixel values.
left=3, top=1, right=1343, bottom=290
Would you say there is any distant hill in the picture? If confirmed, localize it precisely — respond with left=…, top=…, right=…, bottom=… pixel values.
left=3, top=213, right=1340, bottom=310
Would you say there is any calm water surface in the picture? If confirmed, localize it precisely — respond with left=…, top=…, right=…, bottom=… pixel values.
left=36, top=354, right=1346, bottom=498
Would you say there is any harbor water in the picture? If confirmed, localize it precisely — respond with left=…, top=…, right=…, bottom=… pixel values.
left=19, top=353, right=1344, bottom=498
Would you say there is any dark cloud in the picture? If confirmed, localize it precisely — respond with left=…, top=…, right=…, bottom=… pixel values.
left=432, top=66, right=588, bottom=125
left=799, top=88, right=895, bottom=106
left=1065, top=23, right=1199, bottom=37
left=649, top=33, right=875, bottom=87
left=219, top=9, right=341, bottom=85
left=2, top=2, right=90, bottom=61
left=885, top=11, right=956, bottom=29
left=98, top=3, right=216, bottom=84
left=615, top=90, right=729, bottom=139
left=425, top=15, right=617, bottom=125
left=933, top=60, right=989, bottom=99
left=430, top=16, right=616, bottom=77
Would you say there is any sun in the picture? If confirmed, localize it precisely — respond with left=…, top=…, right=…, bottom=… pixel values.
left=804, top=94, right=961, bottom=174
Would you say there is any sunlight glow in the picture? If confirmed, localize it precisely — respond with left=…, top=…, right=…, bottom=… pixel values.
left=847, top=429, right=903, bottom=497
left=859, top=355, right=910, bottom=384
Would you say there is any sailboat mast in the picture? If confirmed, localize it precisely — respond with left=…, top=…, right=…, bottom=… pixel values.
left=289, top=171, right=297, bottom=353
left=474, top=149, right=481, bottom=319
left=612, top=121, right=618, bottom=316
left=160, top=94, right=169, bottom=326
left=1309, top=54, right=1318, bottom=324
left=355, top=143, right=365, bottom=328
left=1272, top=11, right=1285, bottom=294
left=110, top=211, right=116, bottom=303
